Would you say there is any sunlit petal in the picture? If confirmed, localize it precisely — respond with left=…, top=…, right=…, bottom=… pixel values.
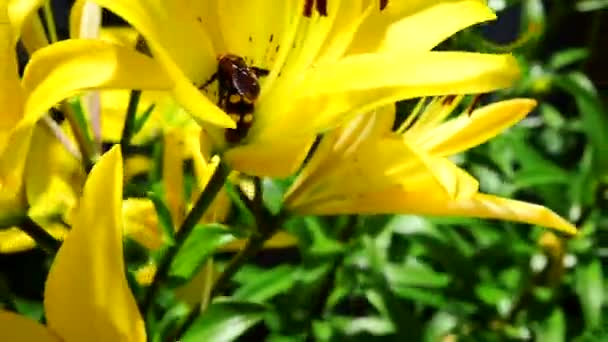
left=349, top=0, right=494, bottom=54
left=424, top=99, right=536, bottom=156
left=88, top=0, right=235, bottom=128
left=7, top=0, right=44, bottom=41
left=301, top=188, right=577, bottom=235
left=0, top=310, right=60, bottom=342
left=44, top=146, right=146, bottom=342
left=21, top=39, right=172, bottom=128
left=0, top=3, right=24, bottom=131
left=25, top=124, right=83, bottom=223
left=380, top=0, right=496, bottom=53
left=225, top=137, right=315, bottom=177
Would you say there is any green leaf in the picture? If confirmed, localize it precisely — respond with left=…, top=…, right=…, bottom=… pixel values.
left=549, top=48, right=589, bottom=70
left=534, top=308, right=565, bottom=342
left=384, top=262, right=450, bottom=289
left=233, top=265, right=297, bottom=302
left=261, top=178, right=290, bottom=215
left=148, top=189, right=175, bottom=244
left=181, top=301, right=267, bottom=342
left=169, top=224, right=236, bottom=283
left=576, top=0, right=608, bottom=11
left=424, top=312, right=458, bottom=342
left=133, top=103, right=156, bottom=135
left=223, top=179, right=256, bottom=227
left=554, top=73, right=608, bottom=174
left=575, top=258, right=604, bottom=329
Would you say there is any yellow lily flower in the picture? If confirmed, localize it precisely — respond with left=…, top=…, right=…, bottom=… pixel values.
left=0, top=0, right=36, bottom=250
left=26, top=0, right=519, bottom=177
left=0, top=1, right=91, bottom=252
left=0, top=146, right=146, bottom=342
left=284, top=97, right=577, bottom=235
left=7, top=0, right=47, bottom=53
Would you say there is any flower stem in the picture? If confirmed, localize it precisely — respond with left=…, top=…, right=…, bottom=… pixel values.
left=120, top=90, right=141, bottom=155
left=17, top=216, right=61, bottom=255
left=61, top=101, right=95, bottom=173
left=42, top=1, right=58, bottom=43
left=173, top=213, right=285, bottom=339
left=140, top=160, right=231, bottom=315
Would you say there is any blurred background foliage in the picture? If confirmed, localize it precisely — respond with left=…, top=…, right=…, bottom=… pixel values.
left=2, top=0, right=608, bottom=341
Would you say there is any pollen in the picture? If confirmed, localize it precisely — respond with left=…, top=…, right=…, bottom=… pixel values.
left=229, top=94, right=241, bottom=103
left=242, top=97, right=253, bottom=104
left=243, top=113, right=254, bottom=123
left=229, top=113, right=241, bottom=123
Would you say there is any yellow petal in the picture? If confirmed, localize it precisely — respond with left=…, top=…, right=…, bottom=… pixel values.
left=225, top=137, right=315, bottom=177
left=221, top=231, right=298, bottom=251
left=349, top=0, right=493, bottom=54
left=380, top=0, right=496, bottom=53
left=25, top=124, right=83, bottom=223
left=0, top=124, right=34, bottom=215
left=0, top=225, right=68, bottom=254
left=88, top=0, right=235, bottom=128
left=21, top=39, right=173, bottom=128
left=99, top=27, right=139, bottom=47
left=44, top=146, right=146, bottom=342
left=163, top=129, right=186, bottom=227
left=261, top=52, right=520, bottom=140
left=7, top=0, right=44, bottom=41
left=122, top=198, right=163, bottom=251
left=302, top=187, right=577, bottom=235
left=0, top=310, right=61, bottom=342
left=88, top=0, right=215, bottom=82
left=0, top=3, right=24, bottom=131
left=216, top=0, right=292, bottom=68
left=301, top=52, right=519, bottom=96
left=425, top=99, right=536, bottom=156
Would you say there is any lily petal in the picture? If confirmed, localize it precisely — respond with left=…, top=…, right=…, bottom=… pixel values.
left=302, top=188, right=577, bottom=235
left=380, top=0, right=495, bottom=53
left=7, top=0, right=44, bottom=41
left=21, top=39, right=173, bottom=128
left=0, top=124, right=34, bottom=213
left=424, top=99, right=536, bottom=156
left=0, top=310, right=60, bottom=342
left=0, top=3, right=24, bottom=131
left=88, top=0, right=235, bottom=128
left=301, top=52, right=519, bottom=95
left=163, top=129, right=186, bottom=226
left=44, top=146, right=146, bottom=342
left=0, top=225, right=68, bottom=254
left=349, top=0, right=495, bottom=54
left=261, top=52, right=519, bottom=140
left=25, top=124, right=83, bottom=223
left=225, top=137, right=315, bottom=177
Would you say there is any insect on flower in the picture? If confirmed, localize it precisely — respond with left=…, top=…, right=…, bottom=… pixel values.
left=201, top=54, right=269, bottom=143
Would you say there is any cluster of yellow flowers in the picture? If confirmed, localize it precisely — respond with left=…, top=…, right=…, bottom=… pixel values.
left=0, top=0, right=576, bottom=340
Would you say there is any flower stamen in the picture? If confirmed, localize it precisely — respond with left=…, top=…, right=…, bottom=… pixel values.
left=380, top=0, right=389, bottom=11
left=303, top=0, right=328, bottom=17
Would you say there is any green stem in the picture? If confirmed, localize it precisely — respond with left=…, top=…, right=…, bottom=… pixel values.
left=42, top=1, right=58, bottom=42
left=17, top=216, right=61, bottom=255
left=62, top=102, right=95, bottom=173
left=140, top=160, right=231, bottom=315
left=174, top=214, right=285, bottom=339
left=120, top=90, right=141, bottom=155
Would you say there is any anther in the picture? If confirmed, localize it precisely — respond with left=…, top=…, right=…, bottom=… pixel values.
left=380, top=0, right=389, bottom=11
left=441, top=95, right=457, bottom=106
left=304, top=0, right=314, bottom=17
left=467, top=94, right=484, bottom=116
left=303, top=0, right=327, bottom=17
